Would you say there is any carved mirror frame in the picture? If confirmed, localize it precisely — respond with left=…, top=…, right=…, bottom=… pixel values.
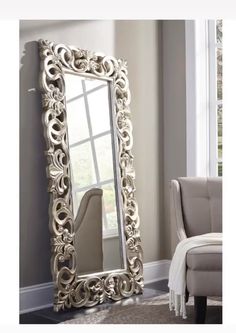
left=38, top=39, right=143, bottom=311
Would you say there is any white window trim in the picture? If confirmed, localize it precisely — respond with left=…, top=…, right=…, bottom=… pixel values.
left=103, top=228, right=119, bottom=239
left=185, top=20, right=219, bottom=177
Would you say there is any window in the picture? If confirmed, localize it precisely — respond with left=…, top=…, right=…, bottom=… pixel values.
left=65, top=74, right=119, bottom=238
left=209, top=20, right=223, bottom=176
left=185, top=20, right=223, bottom=177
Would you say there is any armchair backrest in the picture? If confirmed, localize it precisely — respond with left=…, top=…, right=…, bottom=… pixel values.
left=74, top=188, right=103, bottom=275
left=177, top=177, right=222, bottom=237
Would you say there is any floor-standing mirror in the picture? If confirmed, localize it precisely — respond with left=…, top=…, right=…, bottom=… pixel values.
left=39, top=39, right=143, bottom=311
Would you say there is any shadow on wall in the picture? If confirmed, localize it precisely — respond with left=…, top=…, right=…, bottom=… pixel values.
left=20, top=20, right=95, bottom=34
left=20, top=41, right=51, bottom=288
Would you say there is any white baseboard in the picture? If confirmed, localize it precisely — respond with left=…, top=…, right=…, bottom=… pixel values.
left=20, top=282, right=54, bottom=314
left=143, top=259, right=170, bottom=284
left=20, top=259, right=170, bottom=314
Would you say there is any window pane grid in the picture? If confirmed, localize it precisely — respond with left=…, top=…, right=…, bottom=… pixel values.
left=73, top=178, right=114, bottom=193
left=69, top=78, right=118, bottom=233
left=66, top=83, right=107, bottom=104
left=69, top=130, right=111, bottom=149
left=214, top=43, right=222, bottom=48
left=81, top=80, right=111, bottom=230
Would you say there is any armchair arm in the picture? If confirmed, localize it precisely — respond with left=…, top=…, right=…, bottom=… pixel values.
left=170, top=179, right=187, bottom=241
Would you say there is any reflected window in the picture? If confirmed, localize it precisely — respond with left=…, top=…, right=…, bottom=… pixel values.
left=69, top=142, right=96, bottom=188
left=88, top=85, right=111, bottom=135
left=94, top=134, right=114, bottom=181
left=66, top=98, right=89, bottom=143
left=102, top=183, right=118, bottom=231
left=65, top=74, right=118, bottom=238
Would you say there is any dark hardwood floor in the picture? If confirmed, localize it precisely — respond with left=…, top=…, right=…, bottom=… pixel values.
left=20, top=279, right=169, bottom=324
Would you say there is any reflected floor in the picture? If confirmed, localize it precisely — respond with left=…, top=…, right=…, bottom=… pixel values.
left=20, top=280, right=169, bottom=324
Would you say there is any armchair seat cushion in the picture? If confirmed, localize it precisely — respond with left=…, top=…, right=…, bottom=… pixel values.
left=187, top=270, right=222, bottom=296
left=186, top=245, right=222, bottom=271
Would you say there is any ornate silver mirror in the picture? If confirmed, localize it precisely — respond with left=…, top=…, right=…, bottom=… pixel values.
left=39, top=39, right=143, bottom=311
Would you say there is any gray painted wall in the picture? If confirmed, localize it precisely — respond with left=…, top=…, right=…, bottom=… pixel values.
left=103, top=237, right=122, bottom=271
left=115, top=21, right=165, bottom=260
left=162, top=21, right=187, bottom=256
left=20, top=20, right=165, bottom=288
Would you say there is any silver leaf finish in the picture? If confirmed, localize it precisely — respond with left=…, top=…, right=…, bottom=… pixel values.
left=38, top=39, right=143, bottom=311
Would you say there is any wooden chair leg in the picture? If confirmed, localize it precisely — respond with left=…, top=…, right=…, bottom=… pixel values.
left=194, top=296, right=207, bottom=324
left=185, top=289, right=189, bottom=303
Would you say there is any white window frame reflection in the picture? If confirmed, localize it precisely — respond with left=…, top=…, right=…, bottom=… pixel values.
left=67, top=78, right=119, bottom=238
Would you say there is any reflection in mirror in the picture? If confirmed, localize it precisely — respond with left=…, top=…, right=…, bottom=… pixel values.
left=64, top=73, right=125, bottom=275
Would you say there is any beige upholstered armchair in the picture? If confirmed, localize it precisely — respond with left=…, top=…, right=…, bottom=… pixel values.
left=74, top=188, right=103, bottom=275
left=170, top=177, right=222, bottom=323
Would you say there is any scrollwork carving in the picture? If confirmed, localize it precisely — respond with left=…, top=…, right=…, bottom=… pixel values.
left=39, top=39, right=143, bottom=311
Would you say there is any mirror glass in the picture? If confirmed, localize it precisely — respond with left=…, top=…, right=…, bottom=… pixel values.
left=64, top=73, right=126, bottom=276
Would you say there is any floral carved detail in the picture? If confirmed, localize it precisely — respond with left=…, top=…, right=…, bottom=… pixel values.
left=39, top=39, right=143, bottom=311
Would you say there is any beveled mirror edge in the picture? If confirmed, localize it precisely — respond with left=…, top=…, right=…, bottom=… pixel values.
left=38, top=39, right=144, bottom=311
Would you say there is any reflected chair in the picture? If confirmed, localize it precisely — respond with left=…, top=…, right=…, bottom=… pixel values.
left=170, top=177, right=222, bottom=323
left=74, top=188, right=103, bottom=275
